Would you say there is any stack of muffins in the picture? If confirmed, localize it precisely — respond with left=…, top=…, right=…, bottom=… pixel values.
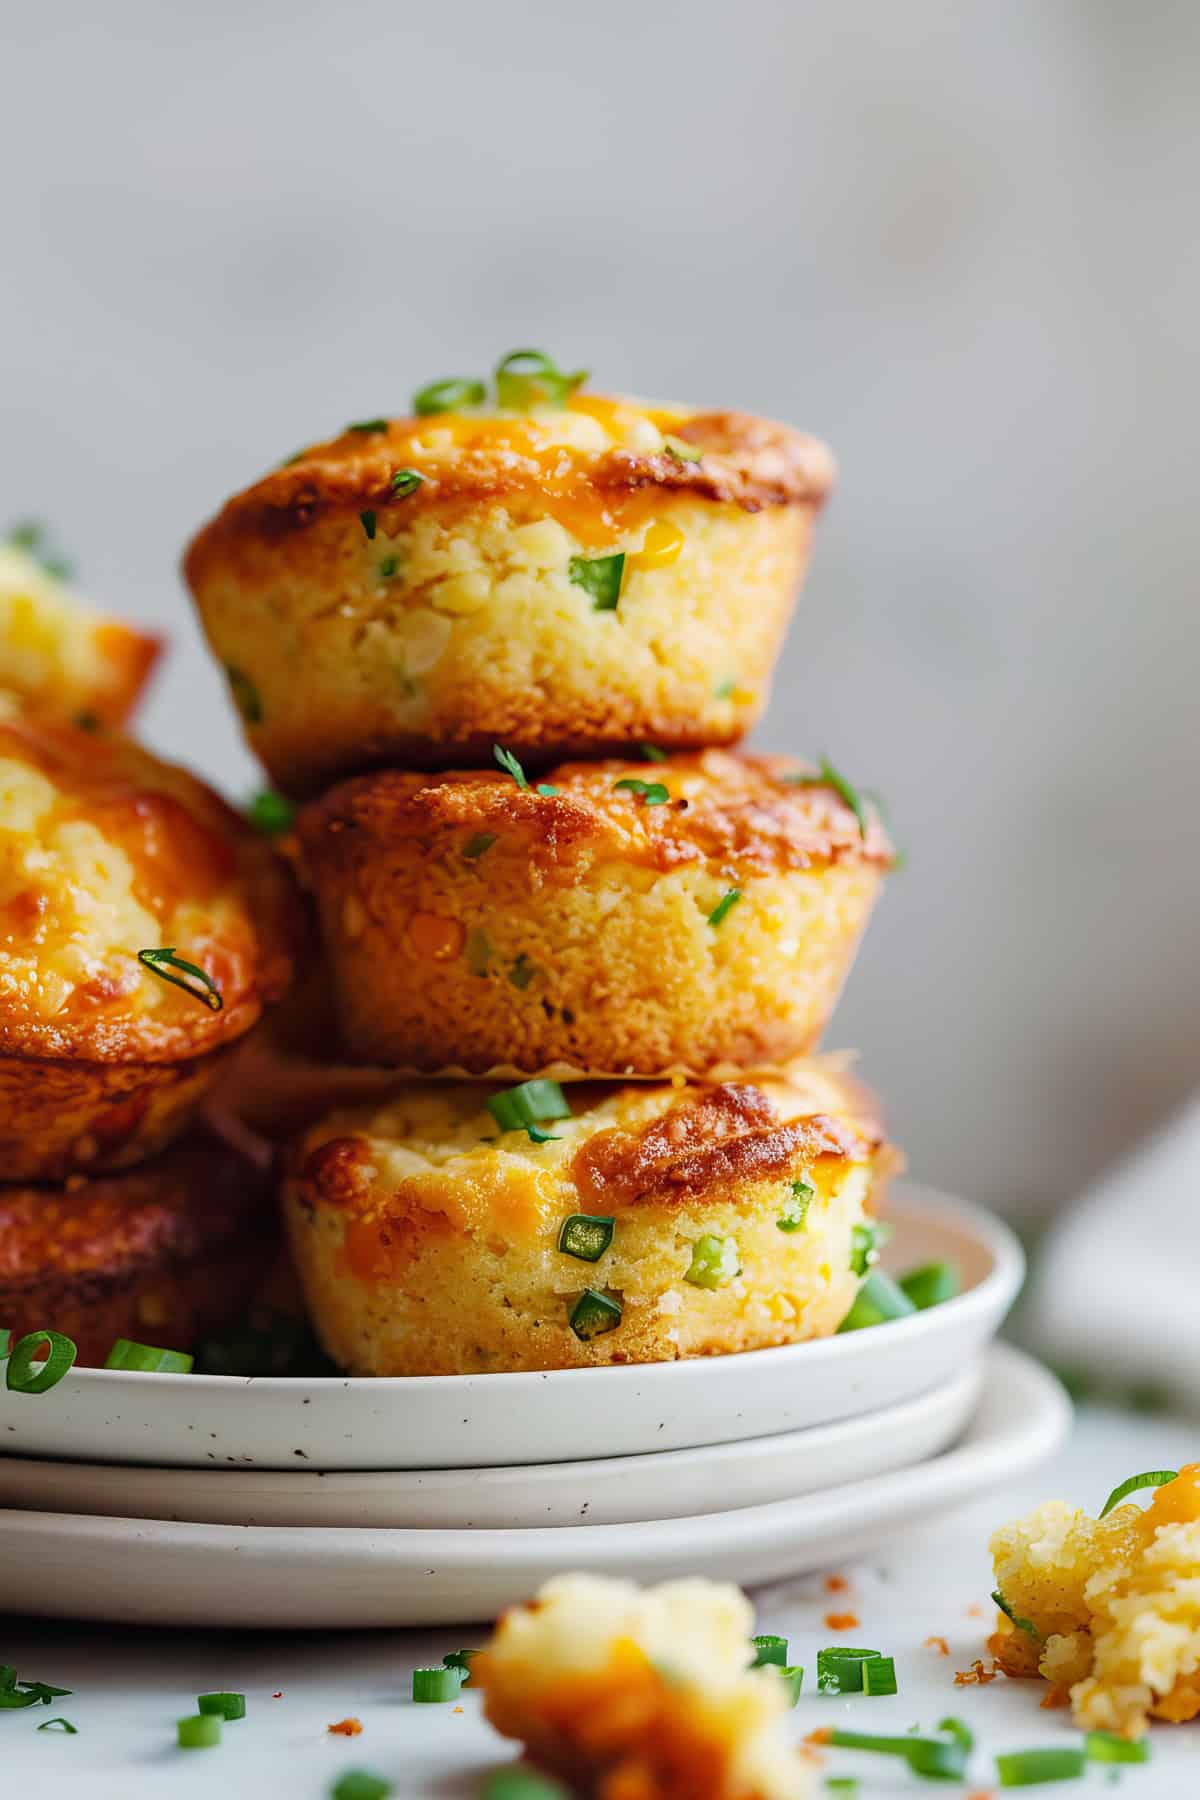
left=0, top=533, right=296, bottom=1365
left=185, top=352, right=900, bottom=1376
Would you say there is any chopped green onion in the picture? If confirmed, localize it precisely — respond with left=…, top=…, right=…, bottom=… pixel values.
left=785, top=758, right=870, bottom=840
left=862, top=1655, right=897, bottom=1696
left=104, top=1339, right=193, bottom=1374
left=612, top=778, right=669, bottom=805
left=0, top=1689, right=42, bottom=1709
left=465, top=928, right=491, bottom=978
left=713, top=676, right=737, bottom=700
left=685, top=1235, right=740, bottom=1289
left=778, top=1665, right=804, bottom=1706
left=838, top=1270, right=917, bottom=1333
left=247, top=790, right=295, bottom=836
left=6, top=519, right=75, bottom=580
left=751, top=1635, right=789, bottom=1667
left=378, top=555, right=401, bottom=579
left=225, top=665, right=262, bottom=723
left=828, top=1727, right=968, bottom=1780
left=0, top=1328, right=11, bottom=1358
left=707, top=888, right=741, bottom=928
left=493, top=744, right=532, bottom=789
left=481, top=1771, right=569, bottom=1800
left=463, top=832, right=497, bottom=860
left=494, top=349, right=587, bottom=411
left=441, top=1650, right=478, bottom=1681
left=5, top=1329, right=77, bottom=1395
left=177, top=1713, right=221, bottom=1749
left=413, top=377, right=486, bottom=416
left=938, top=1716, right=974, bottom=1751
left=412, top=1666, right=463, bottom=1702
left=662, top=435, right=702, bottom=464
left=777, top=1179, right=813, bottom=1233
left=639, top=744, right=667, bottom=762
left=37, top=1717, right=77, bottom=1732
left=390, top=468, right=423, bottom=496
left=359, top=510, right=377, bottom=539
left=197, top=1692, right=245, bottom=1719
left=568, top=1288, right=623, bottom=1342
left=508, top=954, right=536, bottom=989
left=558, top=1214, right=615, bottom=1263
left=536, top=783, right=558, bottom=797
left=568, top=551, right=625, bottom=611
left=817, top=1648, right=882, bottom=1694
left=331, top=1774, right=393, bottom=1800
left=992, top=1589, right=1039, bottom=1637
left=487, top=1080, right=571, bottom=1144
left=899, top=1261, right=959, bottom=1310
left=849, top=1222, right=881, bottom=1276
left=995, top=1746, right=1086, bottom=1786
left=1099, top=1468, right=1179, bottom=1518
left=824, top=1783, right=858, bottom=1797
left=137, top=948, right=223, bottom=1013
left=347, top=418, right=388, bottom=433
left=1085, top=1731, right=1149, bottom=1764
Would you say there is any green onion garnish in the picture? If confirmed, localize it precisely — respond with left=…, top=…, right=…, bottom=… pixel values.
left=37, top=1717, right=77, bottom=1732
left=487, top=1079, right=571, bottom=1144
left=824, top=1783, right=858, bottom=1797
left=247, top=790, right=294, bottom=836
left=441, top=1650, right=478, bottom=1680
left=992, top=1589, right=1039, bottom=1637
left=412, top=1666, right=463, bottom=1703
left=558, top=1214, right=615, bottom=1262
left=331, top=1773, right=393, bottom=1800
left=938, top=1716, right=974, bottom=1751
left=785, top=758, right=870, bottom=840
left=359, top=510, right=377, bottom=539
left=899, top=1261, right=959, bottom=1310
left=412, top=376, right=486, bottom=416
left=494, top=349, right=587, bottom=411
left=778, top=1666, right=804, bottom=1706
left=707, top=888, right=741, bottom=928
left=225, top=665, right=262, bottom=723
left=463, top=833, right=497, bottom=860
left=177, top=1713, right=221, bottom=1749
left=104, top=1339, right=194, bottom=1375
left=493, top=744, right=532, bottom=789
left=378, top=555, right=400, bottom=579
left=662, top=435, right=702, bottom=464
left=1099, top=1468, right=1179, bottom=1518
left=995, top=1746, right=1086, bottom=1786
left=568, top=1288, right=623, bottom=1342
left=568, top=551, right=625, bottom=611
left=829, top=1728, right=968, bottom=1781
left=1085, top=1731, right=1149, bottom=1764
left=465, top=928, right=491, bottom=978
left=837, top=1271, right=917, bottom=1333
left=347, top=418, right=388, bottom=434
left=5, top=1329, right=77, bottom=1395
left=481, top=1770, right=569, bottom=1800
left=0, top=1328, right=11, bottom=1358
left=390, top=468, right=423, bottom=496
left=197, top=1692, right=245, bottom=1719
left=777, top=1179, right=813, bottom=1233
left=713, top=676, right=737, bottom=700
left=612, top=778, right=669, bottom=805
left=685, top=1234, right=740, bottom=1289
left=751, top=1634, right=788, bottom=1667
left=137, top=948, right=223, bottom=1013
left=817, top=1648, right=882, bottom=1694
left=639, top=744, right=667, bottom=762
left=862, top=1655, right=897, bottom=1696
left=849, top=1222, right=881, bottom=1276
left=6, top=519, right=74, bottom=581
left=508, top=954, right=536, bottom=989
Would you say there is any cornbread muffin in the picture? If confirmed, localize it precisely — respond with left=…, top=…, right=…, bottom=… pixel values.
left=989, top=1466, right=1200, bottom=1736
left=476, top=1574, right=813, bottom=1800
left=283, top=1063, right=894, bottom=1374
left=294, top=750, right=892, bottom=1077
left=0, top=1132, right=276, bottom=1366
left=0, top=536, right=160, bottom=727
left=184, top=374, right=835, bottom=792
left=0, top=712, right=298, bottom=1178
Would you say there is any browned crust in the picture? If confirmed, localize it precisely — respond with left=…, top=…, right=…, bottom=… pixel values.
left=183, top=406, right=835, bottom=584
left=295, top=749, right=893, bottom=882
left=0, top=713, right=302, bottom=1062
left=0, top=1132, right=276, bottom=1365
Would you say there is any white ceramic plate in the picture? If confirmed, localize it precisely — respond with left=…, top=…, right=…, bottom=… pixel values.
left=0, top=1346, right=1066, bottom=1628
left=0, top=1185, right=1023, bottom=1471
left=0, top=1358, right=982, bottom=1530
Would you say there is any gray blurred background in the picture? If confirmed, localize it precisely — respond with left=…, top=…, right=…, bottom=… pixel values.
left=3, top=0, right=1196, bottom=1223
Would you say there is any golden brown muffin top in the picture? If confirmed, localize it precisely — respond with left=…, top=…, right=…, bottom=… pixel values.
left=0, top=1132, right=270, bottom=1287
left=0, top=713, right=299, bottom=1062
left=295, top=749, right=893, bottom=883
left=184, top=385, right=835, bottom=584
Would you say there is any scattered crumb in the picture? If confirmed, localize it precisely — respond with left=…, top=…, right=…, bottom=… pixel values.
left=452, top=1705, right=464, bottom=1714
left=1040, top=1685, right=1071, bottom=1710
left=823, top=1612, right=859, bottom=1631
left=924, top=1635, right=950, bottom=1656
left=823, top=1575, right=849, bottom=1594
left=803, top=1727, right=832, bottom=1746
left=327, top=1717, right=362, bottom=1736
left=966, top=1604, right=984, bottom=1618
left=954, top=1659, right=999, bottom=1686
left=272, top=1691, right=284, bottom=1699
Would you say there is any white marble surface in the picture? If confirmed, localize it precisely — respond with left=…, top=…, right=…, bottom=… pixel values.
left=4, top=1403, right=1200, bottom=1797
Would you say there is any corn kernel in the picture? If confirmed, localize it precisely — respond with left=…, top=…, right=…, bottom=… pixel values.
left=630, top=520, right=685, bottom=571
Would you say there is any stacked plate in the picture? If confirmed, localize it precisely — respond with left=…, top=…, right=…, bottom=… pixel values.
left=0, top=1185, right=1068, bottom=1627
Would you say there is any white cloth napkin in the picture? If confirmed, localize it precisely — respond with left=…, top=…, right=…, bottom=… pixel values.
left=1022, top=1096, right=1200, bottom=1401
